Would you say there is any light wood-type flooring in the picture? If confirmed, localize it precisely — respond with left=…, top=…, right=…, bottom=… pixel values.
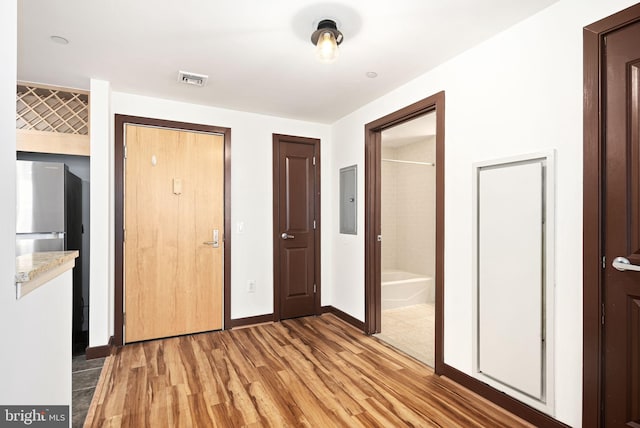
left=85, top=314, right=532, bottom=427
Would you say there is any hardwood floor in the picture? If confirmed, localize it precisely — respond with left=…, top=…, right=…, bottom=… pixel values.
left=85, top=314, right=531, bottom=427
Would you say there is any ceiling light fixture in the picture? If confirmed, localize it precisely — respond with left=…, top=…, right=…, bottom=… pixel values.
left=310, top=19, right=343, bottom=63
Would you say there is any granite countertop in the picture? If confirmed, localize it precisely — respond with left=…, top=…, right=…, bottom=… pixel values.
left=15, top=250, right=80, bottom=283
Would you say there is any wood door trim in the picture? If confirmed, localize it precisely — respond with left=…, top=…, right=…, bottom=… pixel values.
left=85, top=335, right=114, bottom=360
left=228, top=313, right=275, bottom=329
left=364, top=92, right=445, bottom=373
left=583, top=4, right=640, bottom=427
left=440, top=365, right=569, bottom=428
left=114, top=114, right=232, bottom=346
left=321, top=305, right=366, bottom=331
left=272, top=134, right=321, bottom=321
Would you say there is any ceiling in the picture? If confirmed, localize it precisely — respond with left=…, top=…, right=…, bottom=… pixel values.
left=382, top=111, right=436, bottom=148
left=18, top=0, right=559, bottom=124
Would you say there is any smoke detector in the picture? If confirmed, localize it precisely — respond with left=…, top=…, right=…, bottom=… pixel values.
left=178, top=71, right=208, bottom=87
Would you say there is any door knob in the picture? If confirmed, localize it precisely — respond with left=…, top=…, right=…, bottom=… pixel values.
left=281, top=233, right=295, bottom=240
left=612, top=256, right=640, bottom=272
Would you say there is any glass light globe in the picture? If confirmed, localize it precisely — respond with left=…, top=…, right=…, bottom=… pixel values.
left=316, top=31, right=339, bottom=63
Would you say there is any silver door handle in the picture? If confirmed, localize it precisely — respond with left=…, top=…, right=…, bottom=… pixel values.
left=281, top=233, right=295, bottom=240
left=204, top=229, right=220, bottom=248
left=612, top=256, right=640, bottom=272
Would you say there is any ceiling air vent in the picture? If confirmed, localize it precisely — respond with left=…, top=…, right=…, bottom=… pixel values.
left=178, top=70, right=208, bottom=87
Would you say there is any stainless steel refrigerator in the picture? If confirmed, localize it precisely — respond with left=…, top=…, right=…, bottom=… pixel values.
left=16, top=160, right=85, bottom=352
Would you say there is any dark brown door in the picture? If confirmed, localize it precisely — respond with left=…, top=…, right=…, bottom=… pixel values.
left=273, top=134, right=320, bottom=320
left=603, top=19, right=640, bottom=427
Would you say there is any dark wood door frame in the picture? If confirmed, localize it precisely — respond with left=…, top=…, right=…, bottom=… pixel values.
left=583, top=4, right=640, bottom=427
left=364, top=91, right=445, bottom=372
left=113, top=114, right=232, bottom=346
left=272, top=133, right=322, bottom=321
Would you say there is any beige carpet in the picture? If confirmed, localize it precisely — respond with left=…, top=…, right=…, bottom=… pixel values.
left=374, top=303, right=435, bottom=367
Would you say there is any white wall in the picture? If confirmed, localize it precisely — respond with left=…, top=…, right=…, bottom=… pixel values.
left=89, top=79, right=112, bottom=347
left=330, top=0, right=639, bottom=426
left=0, top=0, right=72, bottom=411
left=1, top=272, right=73, bottom=407
left=0, top=0, right=18, bottom=401
left=89, top=91, right=332, bottom=341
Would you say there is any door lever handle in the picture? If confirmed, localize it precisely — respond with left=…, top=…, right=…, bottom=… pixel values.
left=612, top=256, right=640, bottom=272
left=281, top=233, right=295, bottom=240
left=204, top=229, right=220, bottom=248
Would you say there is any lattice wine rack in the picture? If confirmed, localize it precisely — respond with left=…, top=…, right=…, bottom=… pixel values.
left=16, top=84, right=89, bottom=135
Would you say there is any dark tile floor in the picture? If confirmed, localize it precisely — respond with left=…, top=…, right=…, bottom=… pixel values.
left=72, top=355, right=105, bottom=428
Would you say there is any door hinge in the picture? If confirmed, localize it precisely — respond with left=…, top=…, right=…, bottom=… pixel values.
left=602, top=256, right=606, bottom=269
left=601, top=303, right=605, bottom=325
left=123, top=312, right=126, bottom=326
left=124, top=145, right=128, bottom=159
left=313, top=220, right=317, bottom=229
left=312, top=156, right=316, bottom=166
left=313, top=284, right=317, bottom=293
left=123, top=229, right=126, bottom=242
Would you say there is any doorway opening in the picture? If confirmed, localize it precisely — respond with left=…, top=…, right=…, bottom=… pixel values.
left=373, top=112, right=437, bottom=367
left=364, top=91, right=444, bottom=373
left=17, top=152, right=90, bottom=354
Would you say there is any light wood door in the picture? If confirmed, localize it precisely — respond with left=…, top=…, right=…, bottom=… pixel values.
left=602, top=19, right=640, bottom=427
left=124, top=125, right=224, bottom=343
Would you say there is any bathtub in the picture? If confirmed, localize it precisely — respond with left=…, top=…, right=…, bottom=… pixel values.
left=382, top=270, right=433, bottom=310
